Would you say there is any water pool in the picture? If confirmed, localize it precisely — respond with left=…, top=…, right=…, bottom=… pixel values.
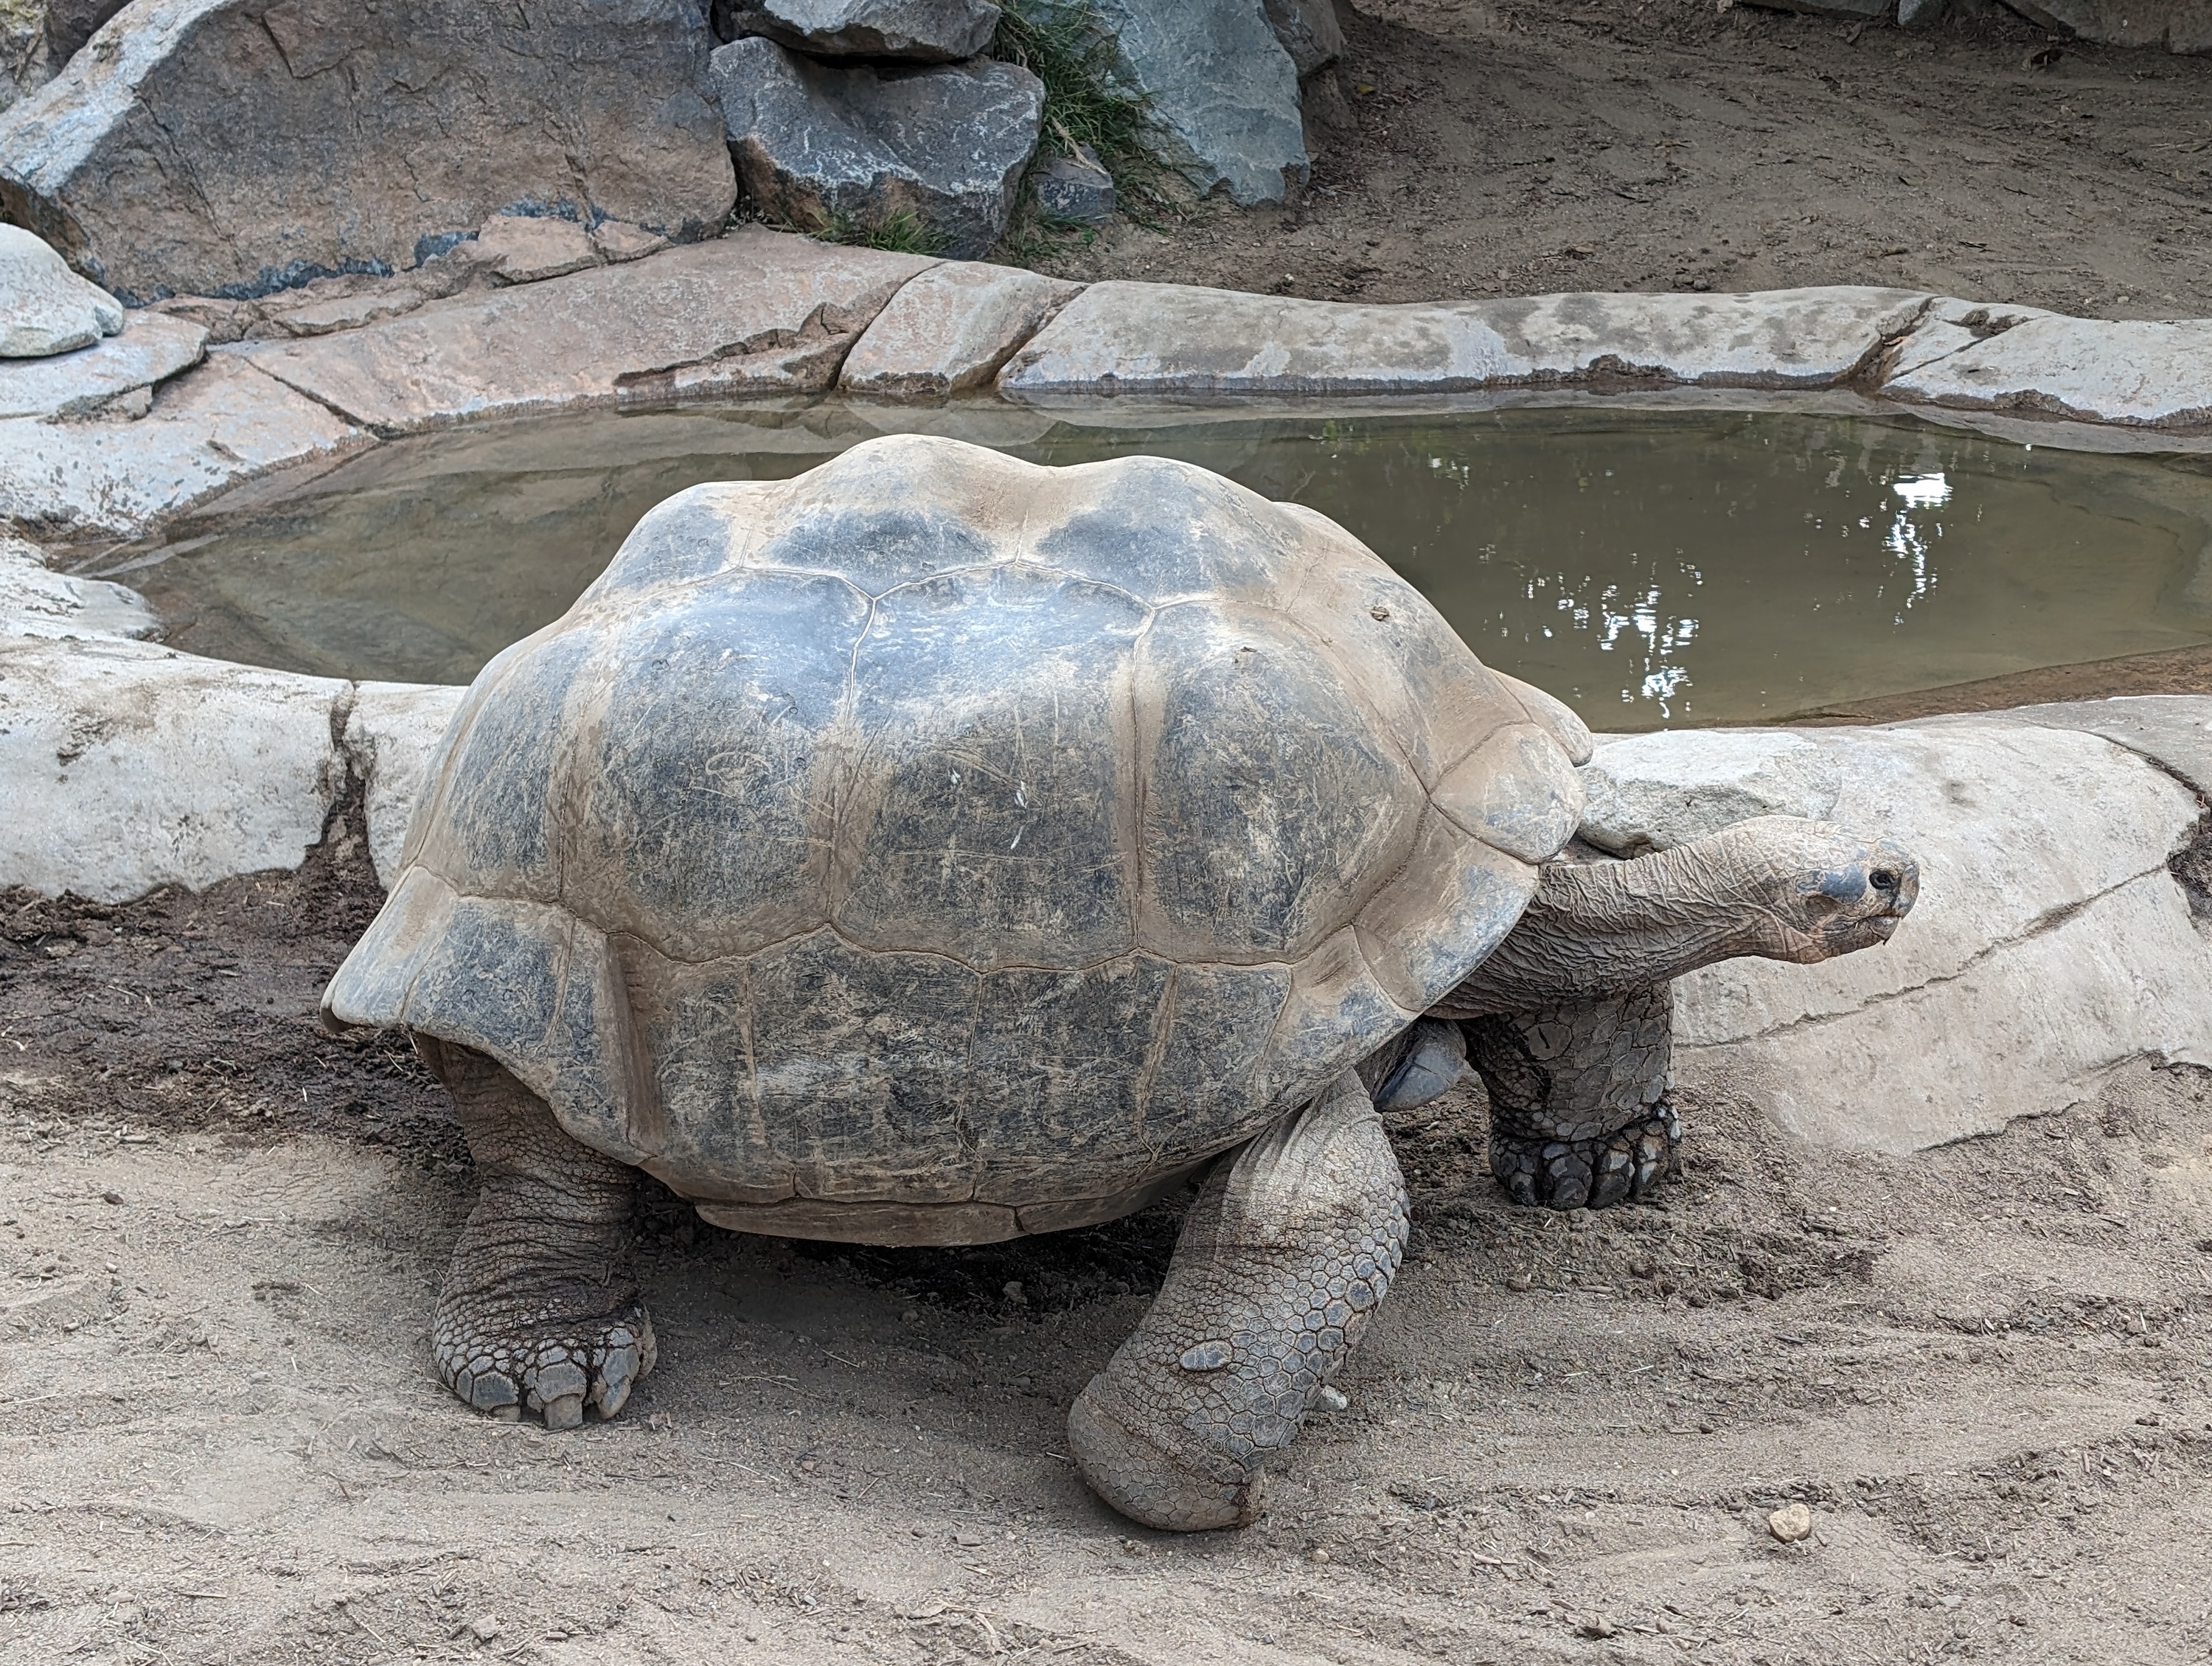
left=94, top=403, right=2212, bottom=729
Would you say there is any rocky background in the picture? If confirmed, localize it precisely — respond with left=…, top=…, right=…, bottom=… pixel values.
left=0, top=0, right=2200, bottom=325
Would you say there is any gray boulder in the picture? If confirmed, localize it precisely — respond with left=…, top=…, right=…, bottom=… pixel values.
left=0, top=221, right=122, bottom=355
left=1035, top=0, right=1306, bottom=206
left=0, top=0, right=737, bottom=305
left=1033, top=145, right=1114, bottom=225
left=713, top=0, right=1002, bottom=59
left=712, top=36, right=1042, bottom=260
left=1262, top=0, right=1342, bottom=77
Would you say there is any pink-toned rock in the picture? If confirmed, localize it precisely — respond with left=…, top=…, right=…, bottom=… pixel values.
left=478, top=214, right=601, bottom=285
left=237, top=229, right=937, bottom=434
left=590, top=220, right=670, bottom=264
left=838, top=261, right=1077, bottom=399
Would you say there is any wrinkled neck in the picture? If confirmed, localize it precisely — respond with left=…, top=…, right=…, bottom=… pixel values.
left=1440, top=844, right=1767, bottom=1016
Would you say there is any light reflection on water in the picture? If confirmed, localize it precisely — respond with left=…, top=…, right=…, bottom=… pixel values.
left=110, top=406, right=2212, bottom=728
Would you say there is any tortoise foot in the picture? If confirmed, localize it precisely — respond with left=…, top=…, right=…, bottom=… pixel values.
left=1489, top=1101, right=1680, bottom=1210
left=432, top=1299, right=656, bottom=1429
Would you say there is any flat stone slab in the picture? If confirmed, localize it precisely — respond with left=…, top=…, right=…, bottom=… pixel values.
left=0, top=308, right=205, bottom=419
left=0, top=221, right=122, bottom=356
left=0, top=353, right=367, bottom=538
left=1000, top=282, right=1931, bottom=397
left=1883, top=314, right=2212, bottom=429
left=839, top=261, right=1079, bottom=398
left=1587, top=723, right=2212, bottom=1153
left=239, top=231, right=938, bottom=433
left=1905, top=695, right=2212, bottom=798
left=0, top=532, right=156, bottom=642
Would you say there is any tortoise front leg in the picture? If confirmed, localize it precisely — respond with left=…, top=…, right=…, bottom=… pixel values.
left=417, top=1038, right=656, bottom=1429
left=1462, top=984, right=1680, bottom=1210
left=1068, top=1072, right=1408, bottom=1531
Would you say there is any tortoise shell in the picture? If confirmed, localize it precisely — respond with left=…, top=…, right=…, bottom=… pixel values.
left=324, top=435, right=1585, bottom=1242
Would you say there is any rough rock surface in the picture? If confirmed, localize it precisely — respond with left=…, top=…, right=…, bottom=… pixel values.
left=43, top=0, right=128, bottom=63
left=0, top=310, right=206, bottom=419
left=0, top=530, right=155, bottom=641
left=1882, top=315, right=2212, bottom=429
left=712, top=0, right=1001, bottom=60
left=0, top=353, right=367, bottom=538
left=1034, top=0, right=1306, bottom=206
left=999, top=282, right=1930, bottom=396
left=1907, top=695, right=2212, bottom=797
left=1580, top=723, right=2212, bottom=1153
left=0, top=0, right=737, bottom=305
left=476, top=215, right=601, bottom=285
left=0, top=221, right=122, bottom=356
left=0, top=636, right=350, bottom=900
left=347, top=681, right=469, bottom=888
left=2003, top=0, right=2212, bottom=51
left=1033, top=147, right=1115, bottom=225
left=238, top=231, right=936, bottom=433
left=1576, top=731, right=1841, bottom=857
left=713, top=37, right=1042, bottom=260
left=1262, top=0, right=1343, bottom=76
left=838, top=260, right=1078, bottom=397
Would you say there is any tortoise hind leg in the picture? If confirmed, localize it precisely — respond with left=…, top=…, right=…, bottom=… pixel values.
left=1464, top=983, right=1680, bottom=1211
left=1068, top=1071, right=1408, bottom=1531
left=417, top=1038, right=656, bottom=1429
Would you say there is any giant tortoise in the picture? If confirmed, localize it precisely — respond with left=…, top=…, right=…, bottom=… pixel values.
left=324, top=434, right=1916, bottom=1530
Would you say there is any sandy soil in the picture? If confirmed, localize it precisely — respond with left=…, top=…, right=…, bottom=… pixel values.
left=1035, top=0, right=2212, bottom=322
left=8, top=825, right=2212, bottom=1665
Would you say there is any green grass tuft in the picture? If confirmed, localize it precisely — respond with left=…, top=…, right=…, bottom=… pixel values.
left=806, top=204, right=952, bottom=256
left=992, top=0, right=1182, bottom=235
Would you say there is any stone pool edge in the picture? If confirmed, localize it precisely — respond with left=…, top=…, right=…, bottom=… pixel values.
left=5, top=230, right=2212, bottom=543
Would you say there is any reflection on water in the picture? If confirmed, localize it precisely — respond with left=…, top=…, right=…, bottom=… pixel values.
left=100, top=403, right=2212, bottom=728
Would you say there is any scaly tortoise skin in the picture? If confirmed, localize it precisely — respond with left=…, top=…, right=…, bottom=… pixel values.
left=324, top=434, right=1916, bottom=1530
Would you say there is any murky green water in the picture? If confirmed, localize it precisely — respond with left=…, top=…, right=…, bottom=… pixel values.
left=99, top=403, right=2212, bottom=728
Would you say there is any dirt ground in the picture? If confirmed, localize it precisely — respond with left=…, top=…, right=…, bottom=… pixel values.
left=7, top=815, right=2212, bottom=1666
left=1035, top=0, right=2212, bottom=322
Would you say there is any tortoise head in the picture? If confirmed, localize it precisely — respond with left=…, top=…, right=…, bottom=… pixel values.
left=1702, top=816, right=1920, bottom=963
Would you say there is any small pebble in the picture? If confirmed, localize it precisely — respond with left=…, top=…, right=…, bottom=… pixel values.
left=1767, top=1502, right=1814, bottom=1543
left=1308, top=1546, right=1331, bottom=1563
left=1315, top=1385, right=1349, bottom=1412
left=467, top=1613, right=502, bottom=1642
left=101, top=1191, right=123, bottom=1206
left=1576, top=1613, right=1618, bottom=1639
